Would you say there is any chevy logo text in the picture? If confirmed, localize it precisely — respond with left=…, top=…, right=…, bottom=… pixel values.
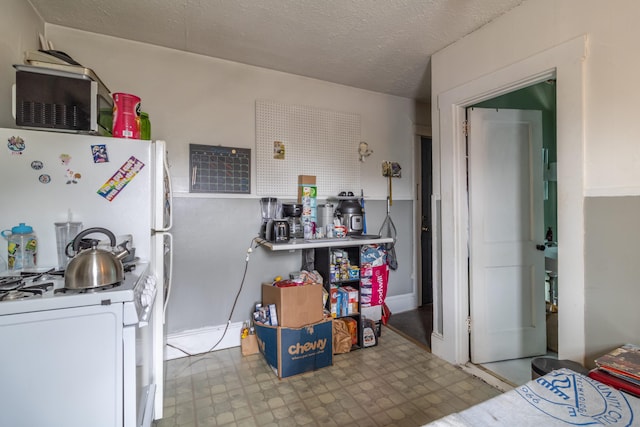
left=288, top=339, right=327, bottom=355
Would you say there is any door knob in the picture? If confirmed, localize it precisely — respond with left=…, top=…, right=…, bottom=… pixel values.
left=421, top=227, right=429, bottom=232
left=536, top=244, right=546, bottom=251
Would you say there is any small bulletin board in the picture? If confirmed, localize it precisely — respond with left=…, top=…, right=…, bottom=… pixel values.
left=189, top=144, right=251, bottom=194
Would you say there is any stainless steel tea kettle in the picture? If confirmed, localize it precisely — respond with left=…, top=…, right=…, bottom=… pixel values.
left=64, top=227, right=130, bottom=290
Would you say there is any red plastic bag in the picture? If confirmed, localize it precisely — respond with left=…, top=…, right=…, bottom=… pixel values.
left=369, top=264, right=389, bottom=306
left=381, top=303, right=392, bottom=325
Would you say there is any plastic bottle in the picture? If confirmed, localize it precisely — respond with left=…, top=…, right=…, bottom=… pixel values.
left=1, top=223, right=37, bottom=270
left=140, top=112, right=151, bottom=140
left=241, top=321, right=250, bottom=339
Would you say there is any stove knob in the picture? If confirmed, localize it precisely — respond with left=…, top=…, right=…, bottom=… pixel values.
left=141, top=293, right=151, bottom=307
left=142, top=288, right=154, bottom=307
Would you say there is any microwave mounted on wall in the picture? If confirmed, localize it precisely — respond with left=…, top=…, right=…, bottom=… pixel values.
left=12, top=64, right=113, bottom=136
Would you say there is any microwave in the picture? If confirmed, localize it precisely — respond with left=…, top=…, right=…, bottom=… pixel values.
left=12, top=64, right=113, bottom=136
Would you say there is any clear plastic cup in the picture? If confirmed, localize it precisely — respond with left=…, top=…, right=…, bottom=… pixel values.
left=54, top=222, right=83, bottom=270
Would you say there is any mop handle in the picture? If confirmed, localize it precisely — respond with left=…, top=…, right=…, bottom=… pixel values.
left=360, top=189, right=367, bottom=234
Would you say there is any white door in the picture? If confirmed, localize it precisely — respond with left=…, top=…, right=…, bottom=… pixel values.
left=468, top=107, right=546, bottom=364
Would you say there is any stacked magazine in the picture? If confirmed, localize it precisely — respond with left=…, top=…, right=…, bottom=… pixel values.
left=589, top=343, right=640, bottom=397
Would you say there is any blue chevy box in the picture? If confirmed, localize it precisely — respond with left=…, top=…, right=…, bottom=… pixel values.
left=254, top=319, right=333, bottom=378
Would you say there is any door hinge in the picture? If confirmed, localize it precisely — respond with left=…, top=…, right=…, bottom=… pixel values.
left=466, top=316, right=471, bottom=333
left=462, top=120, right=470, bottom=137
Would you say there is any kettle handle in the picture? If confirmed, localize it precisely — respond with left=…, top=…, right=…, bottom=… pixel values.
left=72, top=227, right=116, bottom=252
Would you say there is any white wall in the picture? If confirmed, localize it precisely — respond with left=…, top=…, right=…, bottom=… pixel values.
left=36, top=24, right=422, bottom=347
left=44, top=25, right=420, bottom=201
left=0, top=0, right=43, bottom=128
left=434, top=0, right=640, bottom=194
left=431, top=0, right=640, bottom=366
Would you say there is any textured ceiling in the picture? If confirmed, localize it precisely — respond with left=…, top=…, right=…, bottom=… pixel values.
left=28, top=0, right=525, bottom=101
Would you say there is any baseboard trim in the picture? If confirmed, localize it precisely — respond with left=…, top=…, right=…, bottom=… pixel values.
left=165, top=322, right=242, bottom=360
left=385, top=292, right=417, bottom=314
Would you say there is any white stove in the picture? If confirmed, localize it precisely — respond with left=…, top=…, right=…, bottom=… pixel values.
left=0, top=263, right=155, bottom=321
left=0, top=262, right=158, bottom=427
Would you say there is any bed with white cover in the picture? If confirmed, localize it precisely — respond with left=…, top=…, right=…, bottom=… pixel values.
left=425, top=368, right=639, bottom=426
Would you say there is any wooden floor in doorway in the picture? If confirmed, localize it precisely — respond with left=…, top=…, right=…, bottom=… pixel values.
left=386, top=304, right=433, bottom=349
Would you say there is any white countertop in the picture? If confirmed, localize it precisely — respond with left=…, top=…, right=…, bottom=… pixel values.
left=256, top=236, right=393, bottom=251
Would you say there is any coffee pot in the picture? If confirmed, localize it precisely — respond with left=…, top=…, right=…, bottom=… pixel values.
left=282, top=203, right=303, bottom=239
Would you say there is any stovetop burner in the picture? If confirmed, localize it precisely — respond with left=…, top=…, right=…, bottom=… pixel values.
left=0, top=272, right=121, bottom=299
left=0, top=281, right=56, bottom=301
left=54, top=282, right=121, bottom=295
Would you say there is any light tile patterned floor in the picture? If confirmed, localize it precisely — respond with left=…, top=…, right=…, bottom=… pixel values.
left=155, top=327, right=502, bottom=427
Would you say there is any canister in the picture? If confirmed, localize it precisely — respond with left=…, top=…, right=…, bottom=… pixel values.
left=1, top=223, right=37, bottom=270
left=317, top=203, right=335, bottom=227
left=112, top=93, right=141, bottom=139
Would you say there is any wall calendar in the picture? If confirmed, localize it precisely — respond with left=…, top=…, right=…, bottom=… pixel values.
left=189, top=144, right=251, bottom=194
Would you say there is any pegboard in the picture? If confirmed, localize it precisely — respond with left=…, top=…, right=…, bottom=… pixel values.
left=189, top=144, right=251, bottom=194
left=256, top=100, right=361, bottom=197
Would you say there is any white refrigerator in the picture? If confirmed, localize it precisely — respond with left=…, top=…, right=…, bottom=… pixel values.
left=0, top=127, right=172, bottom=421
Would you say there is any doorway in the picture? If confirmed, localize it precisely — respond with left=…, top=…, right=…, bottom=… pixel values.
left=419, top=135, right=434, bottom=348
left=468, top=82, right=557, bottom=385
left=421, top=136, right=433, bottom=307
left=432, top=35, right=586, bottom=378
left=386, top=136, right=433, bottom=349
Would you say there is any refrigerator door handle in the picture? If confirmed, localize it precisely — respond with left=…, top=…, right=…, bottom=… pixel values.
left=162, top=145, right=173, bottom=232
left=163, top=231, right=173, bottom=323
left=155, top=140, right=173, bottom=232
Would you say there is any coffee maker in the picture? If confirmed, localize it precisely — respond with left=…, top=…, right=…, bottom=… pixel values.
left=282, top=203, right=303, bottom=239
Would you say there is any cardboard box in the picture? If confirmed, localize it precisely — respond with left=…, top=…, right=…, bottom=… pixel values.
left=254, top=319, right=333, bottom=378
left=341, top=285, right=359, bottom=314
left=329, top=284, right=339, bottom=317
left=297, top=175, right=316, bottom=202
left=297, top=175, right=317, bottom=224
left=262, top=283, right=324, bottom=328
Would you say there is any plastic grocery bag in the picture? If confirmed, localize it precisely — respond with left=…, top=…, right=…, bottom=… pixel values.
left=368, top=264, right=388, bottom=306
left=360, top=244, right=389, bottom=307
